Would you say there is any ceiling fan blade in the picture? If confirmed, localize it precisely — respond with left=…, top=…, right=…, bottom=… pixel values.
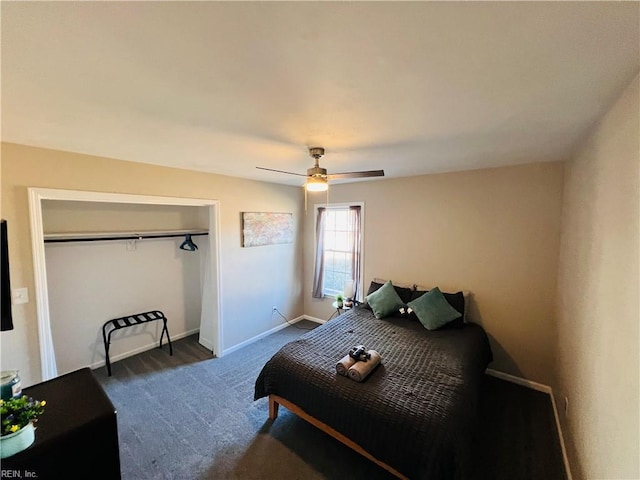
left=256, top=166, right=308, bottom=177
left=327, top=170, right=385, bottom=180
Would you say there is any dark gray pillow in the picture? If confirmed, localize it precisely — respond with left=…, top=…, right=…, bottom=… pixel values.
left=407, top=287, right=462, bottom=330
left=365, top=281, right=405, bottom=319
left=366, top=280, right=414, bottom=304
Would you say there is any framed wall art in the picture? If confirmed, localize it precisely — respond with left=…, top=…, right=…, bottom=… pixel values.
left=241, top=212, right=293, bottom=247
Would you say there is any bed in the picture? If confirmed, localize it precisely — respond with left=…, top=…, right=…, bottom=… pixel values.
left=254, top=303, right=493, bottom=479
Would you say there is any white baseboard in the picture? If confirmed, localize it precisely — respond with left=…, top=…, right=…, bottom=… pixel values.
left=486, top=369, right=572, bottom=480
left=486, top=368, right=552, bottom=393
left=89, top=328, right=199, bottom=370
left=221, top=315, right=328, bottom=356
left=303, top=315, right=326, bottom=324
left=221, top=316, right=308, bottom=356
left=92, top=316, right=318, bottom=369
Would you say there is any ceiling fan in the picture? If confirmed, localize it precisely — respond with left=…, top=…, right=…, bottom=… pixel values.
left=256, top=147, right=385, bottom=192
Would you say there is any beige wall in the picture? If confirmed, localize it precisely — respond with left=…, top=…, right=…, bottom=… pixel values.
left=304, top=161, right=565, bottom=385
left=1, top=143, right=304, bottom=386
left=555, top=74, right=639, bottom=479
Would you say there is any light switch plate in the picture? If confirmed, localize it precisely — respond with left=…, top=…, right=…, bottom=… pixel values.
left=12, top=287, right=29, bottom=305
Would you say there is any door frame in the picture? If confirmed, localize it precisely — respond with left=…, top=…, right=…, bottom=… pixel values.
left=28, top=187, right=222, bottom=380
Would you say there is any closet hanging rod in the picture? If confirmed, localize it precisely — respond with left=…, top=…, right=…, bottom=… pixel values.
left=43, top=230, right=209, bottom=244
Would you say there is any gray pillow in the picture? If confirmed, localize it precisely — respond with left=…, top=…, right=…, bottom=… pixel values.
left=407, top=286, right=462, bottom=330
left=365, top=280, right=405, bottom=319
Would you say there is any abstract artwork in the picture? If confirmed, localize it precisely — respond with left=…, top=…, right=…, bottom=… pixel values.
left=242, top=212, right=293, bottom=247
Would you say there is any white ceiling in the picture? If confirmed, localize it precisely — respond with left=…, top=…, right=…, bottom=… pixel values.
left=2, top=1, right=639, bottom=187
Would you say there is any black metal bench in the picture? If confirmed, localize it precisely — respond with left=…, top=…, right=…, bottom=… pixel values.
left=102, top=310, right=173, bottom=376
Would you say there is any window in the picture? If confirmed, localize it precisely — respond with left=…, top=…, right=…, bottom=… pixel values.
left=322, top=208, right=352, bottom=296
left=312, top=204, right=363, bottom=300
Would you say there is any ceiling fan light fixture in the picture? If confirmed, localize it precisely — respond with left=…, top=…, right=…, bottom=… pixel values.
left=306, top=177, right=328, bottom=192
left=256, top=145, right=383, bottom=192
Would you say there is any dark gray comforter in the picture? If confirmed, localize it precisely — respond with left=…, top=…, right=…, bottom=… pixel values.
left=254, top=306, right=493, bottom=479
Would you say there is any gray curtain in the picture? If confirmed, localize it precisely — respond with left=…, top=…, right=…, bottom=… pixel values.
left=348, top=206, right=362, bottom=301
left=312, top=207, right=326, bottom=298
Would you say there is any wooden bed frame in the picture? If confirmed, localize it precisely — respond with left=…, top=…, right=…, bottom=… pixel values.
left=268, top=394, right=408, bottom=479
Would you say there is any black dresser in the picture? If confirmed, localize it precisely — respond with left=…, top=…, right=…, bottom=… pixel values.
left=2, top=367, right=121, bottom=479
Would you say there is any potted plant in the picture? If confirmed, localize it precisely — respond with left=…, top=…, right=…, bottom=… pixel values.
left=0, top=395, right=46, bottom=459
left=336, top=293, right=344, bottom=308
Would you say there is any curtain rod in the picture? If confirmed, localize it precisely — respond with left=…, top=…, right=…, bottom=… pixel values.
left=44, top=231, right=208, bottom=244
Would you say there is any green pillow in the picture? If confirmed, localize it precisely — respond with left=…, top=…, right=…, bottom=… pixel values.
left=407, top=286, right=462, bottom=330
left=365, top=280, right=404, bottom=319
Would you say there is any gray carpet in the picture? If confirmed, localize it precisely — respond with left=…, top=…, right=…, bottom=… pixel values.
left=94, top=320, right=566, bottom=480
left=94, top=321, right=396, bottom=479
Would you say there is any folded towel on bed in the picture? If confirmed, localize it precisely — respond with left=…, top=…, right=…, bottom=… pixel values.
left=336, top=354, right=357, bottom=376
left=347, top=350, right=381, bottom=382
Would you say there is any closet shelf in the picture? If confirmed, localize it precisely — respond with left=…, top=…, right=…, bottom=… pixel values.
left=43, top=229, right=208, bottom=243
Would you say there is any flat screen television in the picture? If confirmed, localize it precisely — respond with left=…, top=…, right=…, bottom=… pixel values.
left=1, top=219, right=13, bottom=331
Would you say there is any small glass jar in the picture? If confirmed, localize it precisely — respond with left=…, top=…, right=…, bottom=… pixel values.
left=0, top=370, right=22, bottom=400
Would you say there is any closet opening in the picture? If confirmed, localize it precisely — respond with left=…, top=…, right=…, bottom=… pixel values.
left=28, top=188, right=222, bottom=381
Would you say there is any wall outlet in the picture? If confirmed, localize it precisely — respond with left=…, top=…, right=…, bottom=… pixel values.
left=564, top=396, right=569, bottom=415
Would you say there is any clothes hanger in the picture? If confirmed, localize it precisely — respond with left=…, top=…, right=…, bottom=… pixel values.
left=179, top=234, right=198, bottom=251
